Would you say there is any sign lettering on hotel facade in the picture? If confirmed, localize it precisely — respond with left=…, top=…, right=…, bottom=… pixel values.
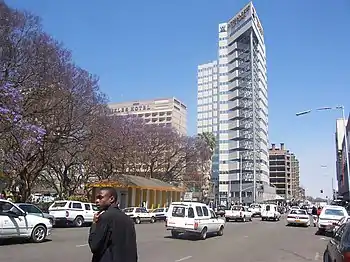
left=111, top=104, right=151, bottom=113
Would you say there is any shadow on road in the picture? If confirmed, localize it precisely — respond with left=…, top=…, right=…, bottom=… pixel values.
left=0, top=238, right=52, bottom=246
left=164, top=234, right=218, bottom=241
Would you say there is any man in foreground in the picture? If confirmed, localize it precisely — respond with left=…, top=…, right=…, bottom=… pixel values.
left=88, top=187, right=138, bottom=262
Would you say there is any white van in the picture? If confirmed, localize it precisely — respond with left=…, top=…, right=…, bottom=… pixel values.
left=0, top=199, right=52, bottom=243
left=165, top=202, right=225, bottom=240
left=261, top=204, right=281, bottom=221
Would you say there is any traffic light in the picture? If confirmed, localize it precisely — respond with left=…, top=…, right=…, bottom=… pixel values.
left=320, top=189, right=323, bottom=193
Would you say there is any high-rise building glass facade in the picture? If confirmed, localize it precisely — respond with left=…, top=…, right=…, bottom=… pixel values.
left=197, top=2, right=272, bottom=205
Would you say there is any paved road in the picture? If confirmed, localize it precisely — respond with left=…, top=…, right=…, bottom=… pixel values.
left=0, top=218, right=329, bottom=262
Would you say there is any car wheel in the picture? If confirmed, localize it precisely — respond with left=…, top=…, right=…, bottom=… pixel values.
left=171, top=230, right=179, bottom=238
left=31, top=225, right=47, bottom=243
left=74, top=216, right=84, bottom=227
left=226, top=217, right=230, bottom=222
left=135, top=217, right=141, bottom=224
left=200, top=227, right=207, bottom=240
left=150, top=217, right=156, bottom=223
left=243, top=216, right=246, bottom=222
left=217, top=226, right=224, bottom=236
left=323, top=251, right=331, bottom=262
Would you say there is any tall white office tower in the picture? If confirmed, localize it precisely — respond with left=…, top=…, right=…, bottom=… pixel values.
left=197, top=2, right=273, bottom=206
left=197, top=61, right=220, bottom=185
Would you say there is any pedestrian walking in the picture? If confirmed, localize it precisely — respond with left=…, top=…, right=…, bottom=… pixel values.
left=88, top=187, right=138, bottom=262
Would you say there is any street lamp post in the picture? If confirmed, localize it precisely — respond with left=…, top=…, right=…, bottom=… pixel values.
left=296, top=106, right=350, bottom=198
left=239, top=155, right=243, bottom=204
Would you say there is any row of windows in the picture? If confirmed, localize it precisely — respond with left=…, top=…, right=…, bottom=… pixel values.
left=219, top=37, right=228, bottom=41
left=197, top=75, right=217, bottom=79
left=198, top=66, right=217, bottom=73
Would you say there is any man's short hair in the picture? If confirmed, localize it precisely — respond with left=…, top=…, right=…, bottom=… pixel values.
left=100, top=187, right=118, bottom=202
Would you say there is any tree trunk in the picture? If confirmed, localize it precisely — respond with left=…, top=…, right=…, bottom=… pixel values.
left=201, top=159, right=212, bottom=201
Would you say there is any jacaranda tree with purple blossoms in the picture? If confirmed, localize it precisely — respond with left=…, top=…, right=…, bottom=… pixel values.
left=0, top=2, right=104, bottom=201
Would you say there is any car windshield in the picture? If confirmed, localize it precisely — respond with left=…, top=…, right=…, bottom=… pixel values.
left=290, top=210, right=307, bottom=215
left=51, top=202, right=67, bottom=208
left=92, top=204, right=99, bottom=211
left=18, top=204, right=42, bottom=214
left=324, top=209, right=344, bottom=216
left=232, top=206, right=241, bottom=211
left=172, top=206, right=185, bottom=217
left=123, top=208, right=134, bottom=213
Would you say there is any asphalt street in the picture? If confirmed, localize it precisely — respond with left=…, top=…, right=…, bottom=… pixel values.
left=0, top=217, right=329, bottom=262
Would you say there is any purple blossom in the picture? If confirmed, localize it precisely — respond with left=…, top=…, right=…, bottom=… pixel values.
left=1, top=83, right=46, bottom=145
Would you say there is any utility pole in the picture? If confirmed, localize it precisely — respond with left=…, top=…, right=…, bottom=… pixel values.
left=239, top=155, right=243, bottom=204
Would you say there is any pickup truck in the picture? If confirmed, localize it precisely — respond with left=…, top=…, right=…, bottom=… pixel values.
left=225, top=205, right=252, bottom=222
left=248, top=204, right=263, bottom=217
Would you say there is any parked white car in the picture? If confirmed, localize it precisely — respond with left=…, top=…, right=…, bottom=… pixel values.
left=261, top=204, right=281, bottom=221
left=166, top=202, right=225, bottom=240
left=49, top=200, right=98, bottom=227
left=225, top=205, right=252, bottom=222
left=286, top=209, right=311, bottom=227
left=0, top=199, right=52, bottom=243
left=317, top=205, right=348, bottom=234
left=151, top=207, right=168, bottom=221
left=123, top=207, right=156, bottom=224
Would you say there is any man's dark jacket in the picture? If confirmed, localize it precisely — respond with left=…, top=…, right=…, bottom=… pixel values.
left=88, top=205, right=138, bottom=262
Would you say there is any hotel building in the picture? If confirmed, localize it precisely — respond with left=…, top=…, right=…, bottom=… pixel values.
left=197, top=2, right=274, bottom=205
left=109, top=97, right=187, bottom=135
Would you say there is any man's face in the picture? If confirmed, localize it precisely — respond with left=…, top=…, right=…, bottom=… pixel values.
left=95, top=190, right=114, bottom=210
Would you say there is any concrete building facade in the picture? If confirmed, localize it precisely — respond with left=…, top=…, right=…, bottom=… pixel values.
left=336, top=116, right=350, bottom=200
left=269, top=143, right=300, bottom=199
left=109, top=97, right=187, bottom=135
left=197, top=2, right=273, bottom=205
left=291, top=154, right=300, bottom=198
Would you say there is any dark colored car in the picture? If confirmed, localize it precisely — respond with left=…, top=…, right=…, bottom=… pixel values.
left=215, top=205, right=226, bottom=217
left=323, top=222, right=350, bottom=261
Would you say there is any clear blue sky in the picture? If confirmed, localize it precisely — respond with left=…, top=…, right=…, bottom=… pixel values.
left=7, top=0, right=350, bottom=198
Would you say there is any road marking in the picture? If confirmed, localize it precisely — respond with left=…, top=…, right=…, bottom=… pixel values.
left=314, top=252, right=320, bottom=260
left=175, top=256, right=192, bottom=262
left=76, top=244, right=88, bottom=247
left=320, top=237, right=327, bottom=241
left=244, top=235, right=248, bottom=238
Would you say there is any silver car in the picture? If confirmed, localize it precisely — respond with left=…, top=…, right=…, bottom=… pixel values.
left=16, top=203, right=55, bottom=226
